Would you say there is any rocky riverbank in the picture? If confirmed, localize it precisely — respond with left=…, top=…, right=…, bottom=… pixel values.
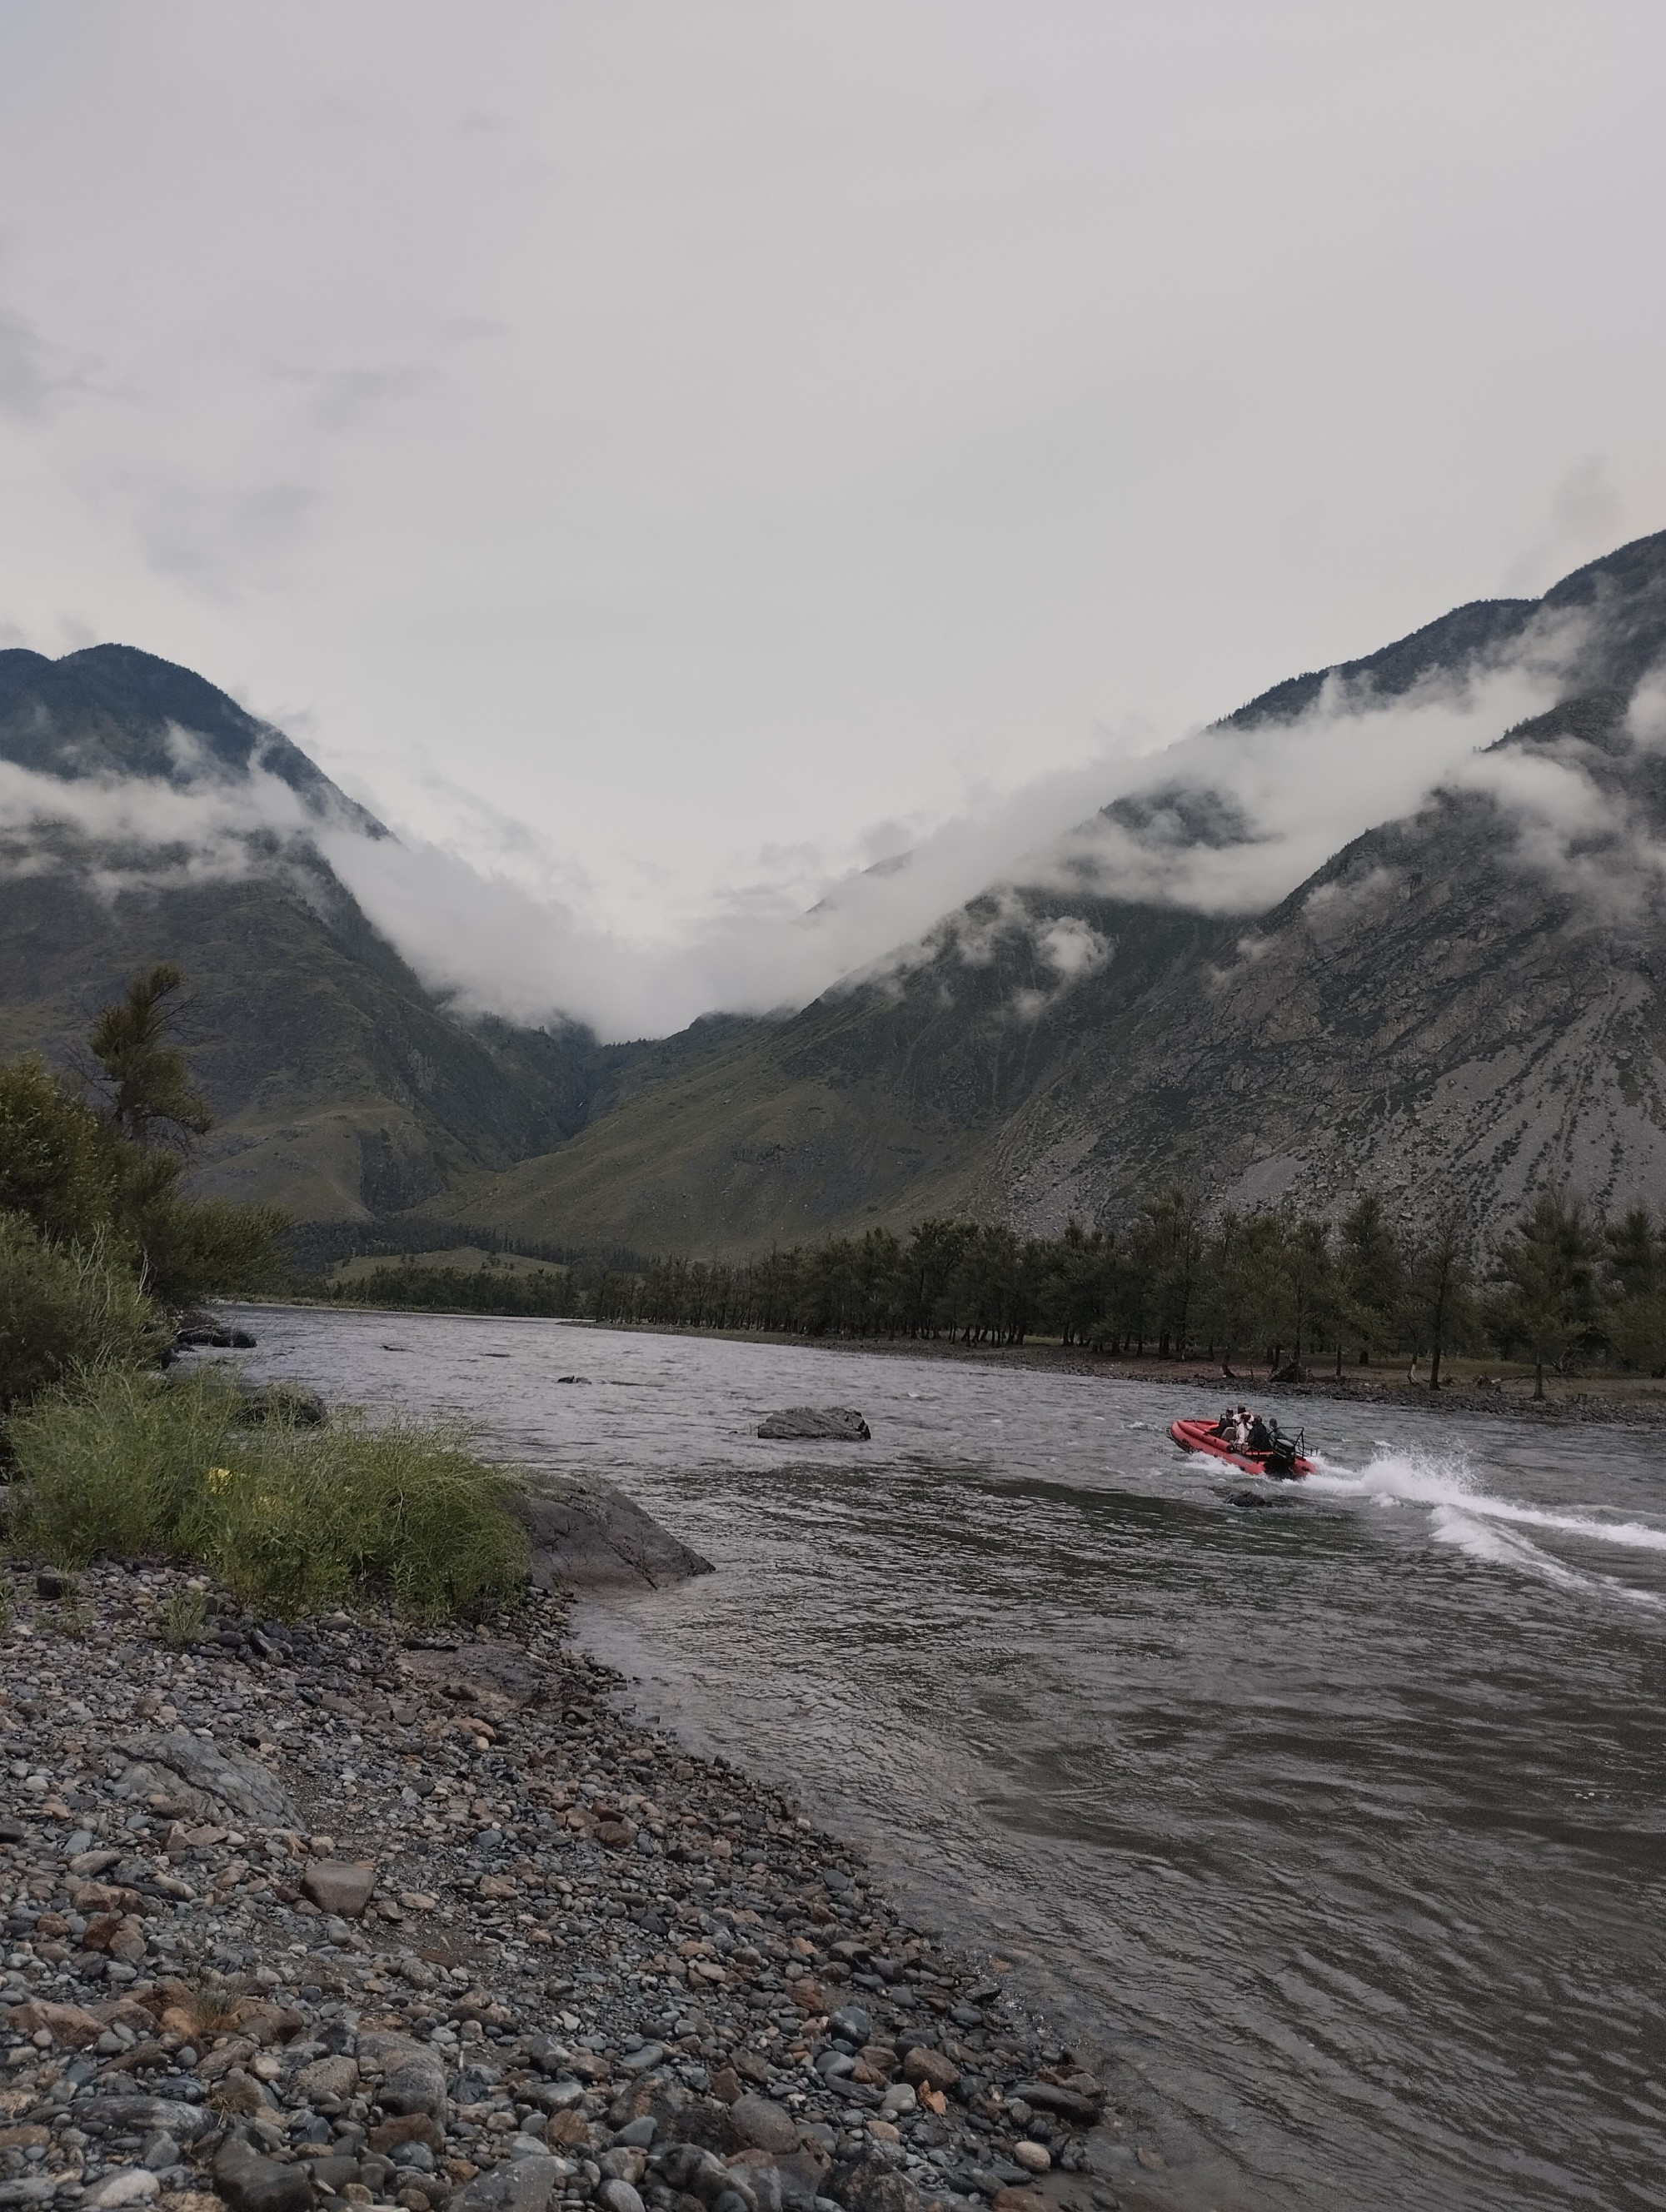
left=1, top=1563, right=1135, bottom=2212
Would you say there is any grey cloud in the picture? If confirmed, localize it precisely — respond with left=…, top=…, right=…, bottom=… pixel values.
left=0, top=305, right=51, bottom=415
left=0, top=303, right=93, bottom=418
left=137, top=479, right=322, bottom=599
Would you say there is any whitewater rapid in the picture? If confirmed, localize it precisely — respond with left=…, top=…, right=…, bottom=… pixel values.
left=1304, top=1443, right=1666, bottom=1607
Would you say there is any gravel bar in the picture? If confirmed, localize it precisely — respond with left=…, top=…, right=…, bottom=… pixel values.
left=1, top=1565, right=1135, bottom=2212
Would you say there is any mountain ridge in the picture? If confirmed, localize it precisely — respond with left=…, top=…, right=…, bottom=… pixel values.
left=5, top=531, right=1666, bottom=1251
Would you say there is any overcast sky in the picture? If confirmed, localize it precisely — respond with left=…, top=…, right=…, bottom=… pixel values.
left=3, top=0, right=1665, bottom=969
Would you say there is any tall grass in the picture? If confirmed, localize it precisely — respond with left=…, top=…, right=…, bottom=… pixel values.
left=5, top=1370, right=529, bottom=1622
left=0, top=1210, right=167, bottom=1413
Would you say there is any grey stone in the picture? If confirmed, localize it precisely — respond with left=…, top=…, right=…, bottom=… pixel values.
left=504, top=2135, right=561, bottom=2163
left=1008, top=2079, right=1103, bottom=2124
left=305, top=2157, right=362, bottom=2195
left=614, top=2118, right=656, bottom=2149
left=358, top=2032, right=450, bottom=2122
left=597, top=2185, right=644, bottom=2212
left=213, top=2136, right=316, bottom=2212
left=756, top=1408, right=870, bottom=1442
left=515, top=1477, right=713, bottom=1590
left=618, top=2042, right=665, bottom=2075
left=828, top=2157, right=918, bottom=2212
left=730, top=2096, right=800, bottom=2155
left=827, top=2008, right=872, bottom=2048
left=75, top=2098, right=216, bottom=2143
left=525, top=2079, right=586, bottom=2115
left=301, top=1861, right=377, bottom=1919
left=141, top=2134, right=182, bottom=2170
left=452, top=2154, right=567, bottom=2212
left=80, top=2178, right=160, bottom=2211
left=116, top=1730, right=296, bottom=1826
left=293, top=2055, right=360, bottom=2102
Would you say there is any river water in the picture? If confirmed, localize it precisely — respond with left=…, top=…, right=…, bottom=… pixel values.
left=225, top=1306, right=1666, bottom=2212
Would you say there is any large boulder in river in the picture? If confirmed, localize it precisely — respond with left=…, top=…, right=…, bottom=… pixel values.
left=756, top=1407, right=871, bottom=1441
left=515, top=1474, right=713, bottom=1589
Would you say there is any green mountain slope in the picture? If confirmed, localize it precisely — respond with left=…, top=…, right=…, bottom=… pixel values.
left=417, top=897, right=1237, bottom=1257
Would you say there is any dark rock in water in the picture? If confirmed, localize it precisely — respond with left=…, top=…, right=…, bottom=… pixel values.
left=556, top=1374, right=592, bottom=1384
left=1009, top=2076, right=1105, bottom=2124
left=172, top=1308, right=257, bottom=1351
left=516, top=1474, right=714, bottom=1588
left=1268, top=1359, right=1309, bottom=1386
left=234, top=1381, right=327, bottom=1427
left=1228, top=1487, right=1280, bottom=1509
left=757, top=1407, right=871, bottom=1442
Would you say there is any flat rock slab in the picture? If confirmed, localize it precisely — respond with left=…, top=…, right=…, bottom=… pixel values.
left=300, top=1858, right=378, bottom=1917
left=516, top=1475, right=712, bottom=1589
left=756, top=1407, right=871, bottom=1441
left=80, top=2177, right=160, bottom=2210
left=1009, top=2077, right=1105, bottom=2123
left=75, top=2097, right=216, bottom=2143
left=4, top=1999, right=153, bottom=2049
left=117, top=1730, right=296, bottom=1827
left=453, top=2155, right=570, bottom=2212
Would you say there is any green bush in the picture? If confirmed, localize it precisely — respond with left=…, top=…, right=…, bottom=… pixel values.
left=132, top=1194, right=292, bottom=1307
left=0, top=1213, right=167, bottom=1413
left=0, top=974, right=289, bottom=1408
left=6, top=1369, right=530, bottom=1622
left=0, top=1060, right=116, bottom=1244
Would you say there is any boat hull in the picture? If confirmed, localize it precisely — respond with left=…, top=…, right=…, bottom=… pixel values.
left=1169, top=1417, right=1313, bottom=1478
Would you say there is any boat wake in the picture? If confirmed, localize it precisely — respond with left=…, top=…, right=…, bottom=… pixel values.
left=1304, top=1447, right=1666, bottom=1607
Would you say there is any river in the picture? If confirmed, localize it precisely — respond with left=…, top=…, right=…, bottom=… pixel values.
left=224, top=1305, right=1666, bottom=2212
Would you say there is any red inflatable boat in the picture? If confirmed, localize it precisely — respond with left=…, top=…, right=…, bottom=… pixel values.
left=1169, top=1417, right=1313, bottom=1479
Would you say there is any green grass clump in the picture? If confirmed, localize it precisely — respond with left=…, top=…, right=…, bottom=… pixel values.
left=158, top=1586, right=210, bottom=1647
left=5, top=1370, right=529, bottom=1622
left=0, top=1210, right=167, bottom=1413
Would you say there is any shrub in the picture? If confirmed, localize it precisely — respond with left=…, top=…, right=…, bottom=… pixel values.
left=132, top=1194, right=291, bottom=1307
left=0, top=975, right=289, bottom=1417
left=0, top=1212, right=167, bottom=1413
left=0, top=1059, right=114, bottom=1245
left=6, top=1369, right=529, bottom=1622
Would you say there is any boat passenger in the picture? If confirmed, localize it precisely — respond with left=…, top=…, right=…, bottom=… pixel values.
left=1212, top=1407, right=1237, bottom=1438
left=1245, top=1411, right=1274, bottom=1452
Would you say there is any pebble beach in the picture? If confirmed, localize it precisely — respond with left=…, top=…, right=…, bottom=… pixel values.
left=1, top=1561, right=1125, bottom=2212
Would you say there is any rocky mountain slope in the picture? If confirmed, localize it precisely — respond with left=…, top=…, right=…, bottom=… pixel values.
left=7, top=531, right=1666, bottom=1253
left=423, top=530, right=1666, bottom=1254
